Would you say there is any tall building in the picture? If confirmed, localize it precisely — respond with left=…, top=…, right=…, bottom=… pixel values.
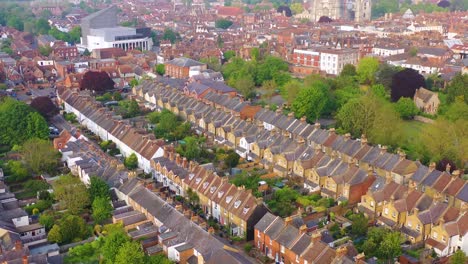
left=309, top=0, right=371, bottom=22
left=79, top=6, right=153, bottom=52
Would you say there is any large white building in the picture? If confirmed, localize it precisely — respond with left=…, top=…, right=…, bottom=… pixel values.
left=319, top=48, right=359, bottom=75
left=79, top=6, right=153, bottom=52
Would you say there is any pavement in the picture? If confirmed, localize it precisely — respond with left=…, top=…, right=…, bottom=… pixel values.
left=15, top=86, right=56, bottom=102
left=50, top=114, right=75, bottom=133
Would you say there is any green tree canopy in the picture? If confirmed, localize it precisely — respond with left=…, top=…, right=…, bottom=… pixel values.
left=89, top=176, right=111, bottom=202
left=53, top=174, right=90, bottom=213
left=340, top=64, right=357, bottom=77
left=102, top=227, right=131, bottom=263
left=267, top=187, right=299, bottom=217
left=124, top=153, right=138, bottom=170
left=357, top=57, right=379, bottom=84
left=115, top=241, right=146, bottom=264
left=155, top=64, right=165, bottom=75
left=394, top=97, right=419, bottom=119
left=215, top=19, right=233, bottom=29
left=446, top=73, right=468, bottom=104
left=92, top=196, right=113, bottom=224
left=21, top=138, right=59, bottom=174
left=451, top=250, right=467, bottom=264
left=291, top=81, right=331, bottom=122
left=0, top=97, right=49, bottom=146
left=48, top=214, right=89, bottom=244
left=282, top=80, right=303, bottom=105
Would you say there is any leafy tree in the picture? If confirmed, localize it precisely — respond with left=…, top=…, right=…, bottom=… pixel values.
left=394, top=97, right=419, bottom=119
left=376, top=63, right=401, bottom=91
left=92, top=196, right=113, bottom=224
left=444, top=99, right=468, bottom=122
left=162, top=28, right=180, bottom=44
left=124, top=153, right=138, bottom=170
left=35, top=18, right=51, bottom=35
left=267, top=187, right=299, bottom=217
left=349, top=214, right=368, bottom=237
left=224, top=151, right=240, bottom=168
left=223, top=50, right=236, bottom=61
left=277, top=6, right=292, bottom=16
left=451, top=250, right=467, bottom=264
left=65, top=239, right=102, bottom=263
left=30, top=96, right=59, bottom=118
left=261, top=80, right=277, bottom=100
left=215, top=19, right=233, bottom=29
left=446, top=73, right=468, bottom=104
left=53, top=174, right=90, bottom=213
left=0, top=97, right=49, bottom=146
left=290, top=3, right=304, bottom=14
left=370, top=84, right=387, bottom=99
left=48, top=224, right=63, bottom=243
left=292, top=81, right=330, bottom=122
left=83, top=48, right=91, bottom=56
left=436, top=158, right=457, bottom=173
left=48, top=214, right=89, bottom=244
left=200, top=56, right=222, bottom=71
left=372, top=0, right=399, bottom=18
left=7, top=160, right=29, bottom=182
left=115, top=241, right=146, bottom=264
left=178, top=136, right=202, bottom=160
left=89, top=176, right=111, bottom=202
left=113, top=91, right=122, bottom=101
left=39, top=45, right=53, bottom=56
left=102, top=228, right=130, bottom=263
left=129, top=78, right=139, bottom=88
left=234, top=75, right=255, bottom=98
left=39, top=213, right=55, bottom=231
left=186, top=187, right=200, bottom=206
left=357, top=57, right=379, bottom=84
left=334, top=86, right=362, bottom=109
left=7, top=16, right=23, bottom=31
left=80, top=71, right=115, bottom=93
left=282, top=80, right=303, bottom=105
left=379, top=231, right=402, bottom=262
left=21, top=138, right=59, bottom=174
left=155, top=64, right=165, bottom=75
left=68, top=26, right=82, bottom=43
left=340, top=64, right=357, bottom=77
left=391, top=68, right=425, bottom=102
left=118, top=99, right=140, bottom=118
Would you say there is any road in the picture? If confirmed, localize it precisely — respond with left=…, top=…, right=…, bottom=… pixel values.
left=15, top=86, right=56, bottom=102
left=50, top=114, right=75, bottom=133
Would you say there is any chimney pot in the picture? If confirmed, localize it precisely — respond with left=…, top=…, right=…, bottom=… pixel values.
left=22, top=256, right=28, bottom=264
left=429, top=162, right=436, bottom=171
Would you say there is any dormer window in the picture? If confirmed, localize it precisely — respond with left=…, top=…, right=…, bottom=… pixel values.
left=189, top=173, right=195, bottom=180
left=195, top=178, right=201, bottom=184
left=243, top=206, right=250, bottom=214
left=234, top=200, right=241, bottom=208
left=210, top=186, right=216, bottom=193
left=203, top=182, right=209, bottom=189
left=218, top=191, right=224, bottom=198
left=226, top=195, right=233, bottom=203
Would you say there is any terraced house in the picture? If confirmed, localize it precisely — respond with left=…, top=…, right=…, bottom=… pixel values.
left=150, top=148, right=267, bottom=239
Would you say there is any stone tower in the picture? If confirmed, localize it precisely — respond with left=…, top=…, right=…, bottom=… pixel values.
left=309, top=0, right=371, bottom=22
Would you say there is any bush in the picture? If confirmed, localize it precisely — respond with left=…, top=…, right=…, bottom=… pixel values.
left=24, top=199, right=53, bottom=214
left=244, top=243, right=253, bottom=253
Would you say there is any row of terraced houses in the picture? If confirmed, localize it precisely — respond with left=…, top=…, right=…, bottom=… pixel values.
left=131, top=80, right=468, bottom=259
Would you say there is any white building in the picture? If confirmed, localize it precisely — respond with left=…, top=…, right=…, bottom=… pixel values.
left=319, top=48, right=359, bottom=75
left=372, top=46, right=405, bottom=57
left=83, top=27, right=153, bottom=52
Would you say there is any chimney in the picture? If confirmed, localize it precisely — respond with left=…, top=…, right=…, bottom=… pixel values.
left=445, top=163, right=451, bottom=173
left=413, top=207, right=419, bottom=215
left=380, top=145, right=387, bottom=154
left=344, top=132, right=350, bottom=140
left=314, top=122, right=320, bottom=130
left=22, top=256, right=28, bottom=264
left=385, top=173, right=392, bottom=184
left=175, top=204, right=183, bottom=212
left=182, top=157, right=188, bottom=168
left=265, top=105, right=270, bottom=110
left=15, top=240, right=22, bottom=251
left=300, top=116, right=307, bottom=123
left=452, top=170, right=460, bottom=179
left=276, top=108, right=282, bottom=114
left=355, top=253, right=365, bottom=263
left=395, top=150, right=405, bottom=161
left=285, top=216, right=293, bottom=225
left=175, top=153, right=181, bottom=165
left=299, top=224, right=307, bottom=235
left=429, top=162, right=436, bottom=171
left=287, top=112, right=294, bottom=118
left=311, top=231, right=322, bottom=243
left=256, top=197, right=263, bottom=205
left=169, top=150, right=174, bottom=161
left=163, top=146, right=169, bottom=158
left=208, top=226, right=215, bottom=234
left=315, top=145, right=322, bottom=154
left=329, top=128, right=336, bottom=135
left=361, top=134, right=367, bottom=146
left=296, top=137, right=305, bottom=145
left=336, top=245, right=348, bottom=258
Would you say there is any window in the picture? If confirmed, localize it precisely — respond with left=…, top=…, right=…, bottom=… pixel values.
left=296, top=255, right=299, bottom=263
left=270, top=239, right=272, bottom=245
left=442, top=236, right=446, bottom=242
left=433, top=232, right=438, bottom=239
left=408, top=221, right=412, bottom=227
left=416, top=224, right=421, bottom=231
left=370, top=201, right=375, bottom=207
left=392, top=211, right=396, bottom=218
left=234, top=200, right=241, bottom=208
left=384, top=208, right=389, bottom=215
left=257, top=231, right=260, bottom=238
left=280, top=245, right=285, bottom=253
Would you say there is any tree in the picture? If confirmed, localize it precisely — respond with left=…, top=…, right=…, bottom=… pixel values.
left=282, top=80, right=303, bottom=105
left=39, top=213, right=55, bottom=231
left=450, top=250, right=467, bottom=264
left=124, top=153, right=138, bottom=170
left=48, top=224, right=63, bottom=243
left=290, top=3, right=304, bottom=14
left=102, top=227, right=130, bottom=263
left=267, top=187, right=299, bottom=217
left=48, top=214, right=89, bottom=244
left=292, top=81, right=329, bottom=122
left=118, top=99, right=140, bottom=118
left=89, top=176, right=111, bottom=202
left=340, top=64, right=357, bottom=77
left=446, top=73, right=468, bottom=104
left=7, top=17, right=23, bottom=31
left=53, top=174, right=90, bottom=213
left=115, top=241, right=146, bottom=264
left=444, top=99, right=468, bottom=122
left=39, top=45, right=53, bottom=56
left=234, top=75, right=255, bottom=99
left=21, top=138, right=59, bottom=174
left=155, top=64, right=165, bottom=75
left=162, top=28, right=180, bottom=44
left=394, top=97, right=419, bottom=119
left=436, top=158, right=457, bottom=173
left=277, top=6, right=292, bottom=17
left=215, top=19, right=233, bottom=29
left=261, top=80, right=277, bottom=100
left=379, top=231, right=402, bottom=262
left=0, top=97, right=49, bottom=146
left=179, top=136, right=202, bottom=160
left=356, top=57, right=379, bottom=84
left=349, top=214, right=368, bottom=237
left=186, top=187, right=200, bottom=206
left=391, top=68, right=425, bottom=102
left=376, top=63, right=401, bottom=91
left=7, top=160, right=29, bottom=182
left=129, top=78, right=139, bottom=88
left=68, top=26, right=82, bottom=43
left=30, top=96, right=59, bottom=118
left=83, top=48, right=91, bottom=56
left=92, top=196, right=113, bottom=224
left=35, top=18, right=51, bottom=35
left=80, top=71, right=115, bottom=93
left=223, top=50, right=236, bottom=61
left=224, top=151, right=240, bottom=168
